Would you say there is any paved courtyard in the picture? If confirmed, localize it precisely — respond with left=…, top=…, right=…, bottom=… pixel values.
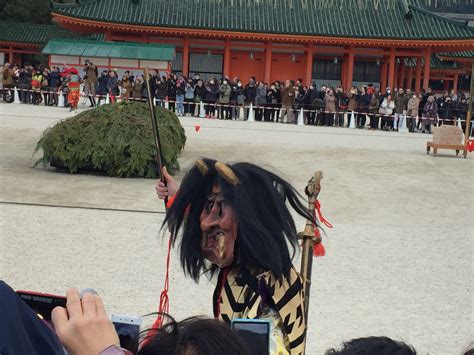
left=0, top=102, right=472, bottom=354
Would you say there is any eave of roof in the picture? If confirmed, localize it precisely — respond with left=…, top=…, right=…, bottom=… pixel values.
left=50, top=0, right=474, bottom=42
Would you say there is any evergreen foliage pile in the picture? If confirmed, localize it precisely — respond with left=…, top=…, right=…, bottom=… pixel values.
left=35, top=102, right=186, bottom=178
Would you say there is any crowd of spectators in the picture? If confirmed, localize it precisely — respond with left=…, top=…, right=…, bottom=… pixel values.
left=1, top=62, right=470, bottom=133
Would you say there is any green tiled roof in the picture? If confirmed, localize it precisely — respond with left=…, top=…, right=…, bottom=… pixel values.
left=52, top=0, right=474, bottom=40
left=42, top=39, right=175, bottom=61
left=438, top=51, right=474, bottom=59
left=404, top=54, right=460, bottom=70
left=0, top=21, right=103, bottom=45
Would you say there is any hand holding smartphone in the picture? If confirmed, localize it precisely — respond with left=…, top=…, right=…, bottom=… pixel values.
left=17, top=289, right=141, bottom=354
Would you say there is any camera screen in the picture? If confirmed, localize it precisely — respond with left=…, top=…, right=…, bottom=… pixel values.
left=113, top=321, right=140, bottom=353
left=16, top=291, right=67, bottom=327
left=232, top=320, right=270, bottom=355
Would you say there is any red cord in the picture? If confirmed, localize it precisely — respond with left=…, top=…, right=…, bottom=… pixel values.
left=314, top=200, right=333, bottom=228
left=150, top=236, right=172, bottom=330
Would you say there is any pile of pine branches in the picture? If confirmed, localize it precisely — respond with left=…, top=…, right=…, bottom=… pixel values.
left=34, top=102, right=186, bottom=178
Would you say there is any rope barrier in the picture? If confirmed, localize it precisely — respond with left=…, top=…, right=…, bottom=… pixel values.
left=2, top=86, right=471, bottom=123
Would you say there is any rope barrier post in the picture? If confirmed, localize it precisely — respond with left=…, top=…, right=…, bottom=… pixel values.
left=297, top=107, right=305, bottom=126
left=247, top=103, right=255, bottom=122
left=199, top=101, right=206, bottom=118
left=399, top=113, right=408, bottom=133
left=105, top=93, right=110, bottom=104
left=349, top=111, right=356, bottom=128
left=57, top=91, right=65, bottom=107
left=13, top=86, right=21, bottom=104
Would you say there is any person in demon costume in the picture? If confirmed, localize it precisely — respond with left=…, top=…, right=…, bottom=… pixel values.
left=156, top=158, right=318, bottom=354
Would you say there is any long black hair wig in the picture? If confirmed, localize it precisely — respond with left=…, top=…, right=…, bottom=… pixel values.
left=164, top=158, right=317, bottom=281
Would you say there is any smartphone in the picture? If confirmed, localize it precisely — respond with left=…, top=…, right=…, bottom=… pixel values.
left=16, top=290, right=67, bottom=328
left=112, top=314, right=142, bottom=354
left=231, top=318, right=270, bottom=355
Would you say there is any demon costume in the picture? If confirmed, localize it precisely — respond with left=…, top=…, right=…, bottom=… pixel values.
left=164, top=159, right=318, bottom=354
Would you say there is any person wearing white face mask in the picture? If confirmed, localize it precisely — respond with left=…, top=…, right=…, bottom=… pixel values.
left=265, top=83, right=279, bottom=122
left=205, top=78, right=219, bottom=118
left=219, top=79, right=232, bottom=119
left=406, top=93, right=420, bottom=133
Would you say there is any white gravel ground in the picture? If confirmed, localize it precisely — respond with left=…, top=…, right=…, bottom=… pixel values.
left=0, top=103, right=472, bottom=354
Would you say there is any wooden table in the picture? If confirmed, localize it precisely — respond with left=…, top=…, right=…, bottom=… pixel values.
left=426, top=141, right=467, bottom=158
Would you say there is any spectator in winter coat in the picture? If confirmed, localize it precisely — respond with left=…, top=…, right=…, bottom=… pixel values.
left=230, top=79, right=244, bottom=120
left=356, top=86, right=371, bottom=129
left=219, top=79, right=232, bottom=120
left=280, top=80, right=296, bottom=124
left=194, top=79, right=207, bottom=117
left=175, top=77, right=186, bottom=116
left=406, top=93, right=420, bottom=132
left=393, top=88, right=407, bottom=131
left=2, top=63, right=14, bottom=102
left=18, top=68, right=32, bottom=104
left=106, top=71, right=119, bottom=98
left=83, top=60, right=97, bottom=96
left=454, top=96, right=469, bottom=133
left=335, top=86, right=348, bottom=127
left=324, top=89, right=337, bottom=126
left=368, top=92, right=381, bottom=130
left=167, top=74, right=178, bottom=112
left=48, top=67, right=61, bottom=106
left=96, top=70, right=109, bottom=104
left=265, top=83, right=279, bottom=122
left=156, top=77, right=168, bottom=107
left=205, top=78, right=219, bottom=118
left=184, top=79, right=195, bottom=116
left=380, top=95, right=395, bottom=131
left=132, top=76, right=144, bottom=100
left=254, top=81, right=267, bottom=121
left=422, top=96, right=438, bottom=133
left=244, top=78, right=257, bottom=104
left=438, top=93, right=453, bottom=125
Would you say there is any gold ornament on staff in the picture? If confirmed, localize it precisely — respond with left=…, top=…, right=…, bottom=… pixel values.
left=298, top=171, right=323, bottom=350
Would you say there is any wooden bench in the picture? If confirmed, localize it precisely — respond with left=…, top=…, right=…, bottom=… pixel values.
left=426, top=141, right=467, bottom=158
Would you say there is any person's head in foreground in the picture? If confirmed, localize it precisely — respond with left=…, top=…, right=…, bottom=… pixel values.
left=163, top=159, right=317, bottom=354
left=140, top=314, right=249, bottom=355
left=325, top=336, right=416, bottom=355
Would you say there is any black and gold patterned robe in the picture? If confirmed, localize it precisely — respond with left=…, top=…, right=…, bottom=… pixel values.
left=213, top=265, right=306, bottom=354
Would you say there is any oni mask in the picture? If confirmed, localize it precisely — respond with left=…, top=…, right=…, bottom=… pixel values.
left=199, top=185, right=238, bottom=268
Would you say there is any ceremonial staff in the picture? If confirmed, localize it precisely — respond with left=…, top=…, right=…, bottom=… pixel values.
left=299, top=171, right=324, bottom=351
left=143, top=68, right=167, bottom=205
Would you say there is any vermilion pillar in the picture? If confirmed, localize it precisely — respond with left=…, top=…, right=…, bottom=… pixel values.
left=8, top=46, right=13, bottom=63
left=182, top=36, right=190, bottom=77
left=453, top=71, right=459, bottom=93
left=415, top=56, right=422, bottom=94
left=398, top=64, right=405, bottom=88
left=341, top=55, right=348, bottom=89
left=346, top=45, right=355, bottom=90
left=388, top=47, right=396, bottom=89
left=423, top=48, right=431, bottom=90
left=406, top=68, right=413, bottom=89
left=443, top=80, right=449, bottom=91
left=264, top=41, right=272, bottom=84
left=223, top=38, right=231, bottom=78
left=380, top=60, right=388, bottom=92
left=305, top=43, right=314, bottom=86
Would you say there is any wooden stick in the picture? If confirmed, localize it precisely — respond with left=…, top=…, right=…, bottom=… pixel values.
left=143, top=67, right=168, bottom=205
left=299, top=171, right=323, bottom=353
